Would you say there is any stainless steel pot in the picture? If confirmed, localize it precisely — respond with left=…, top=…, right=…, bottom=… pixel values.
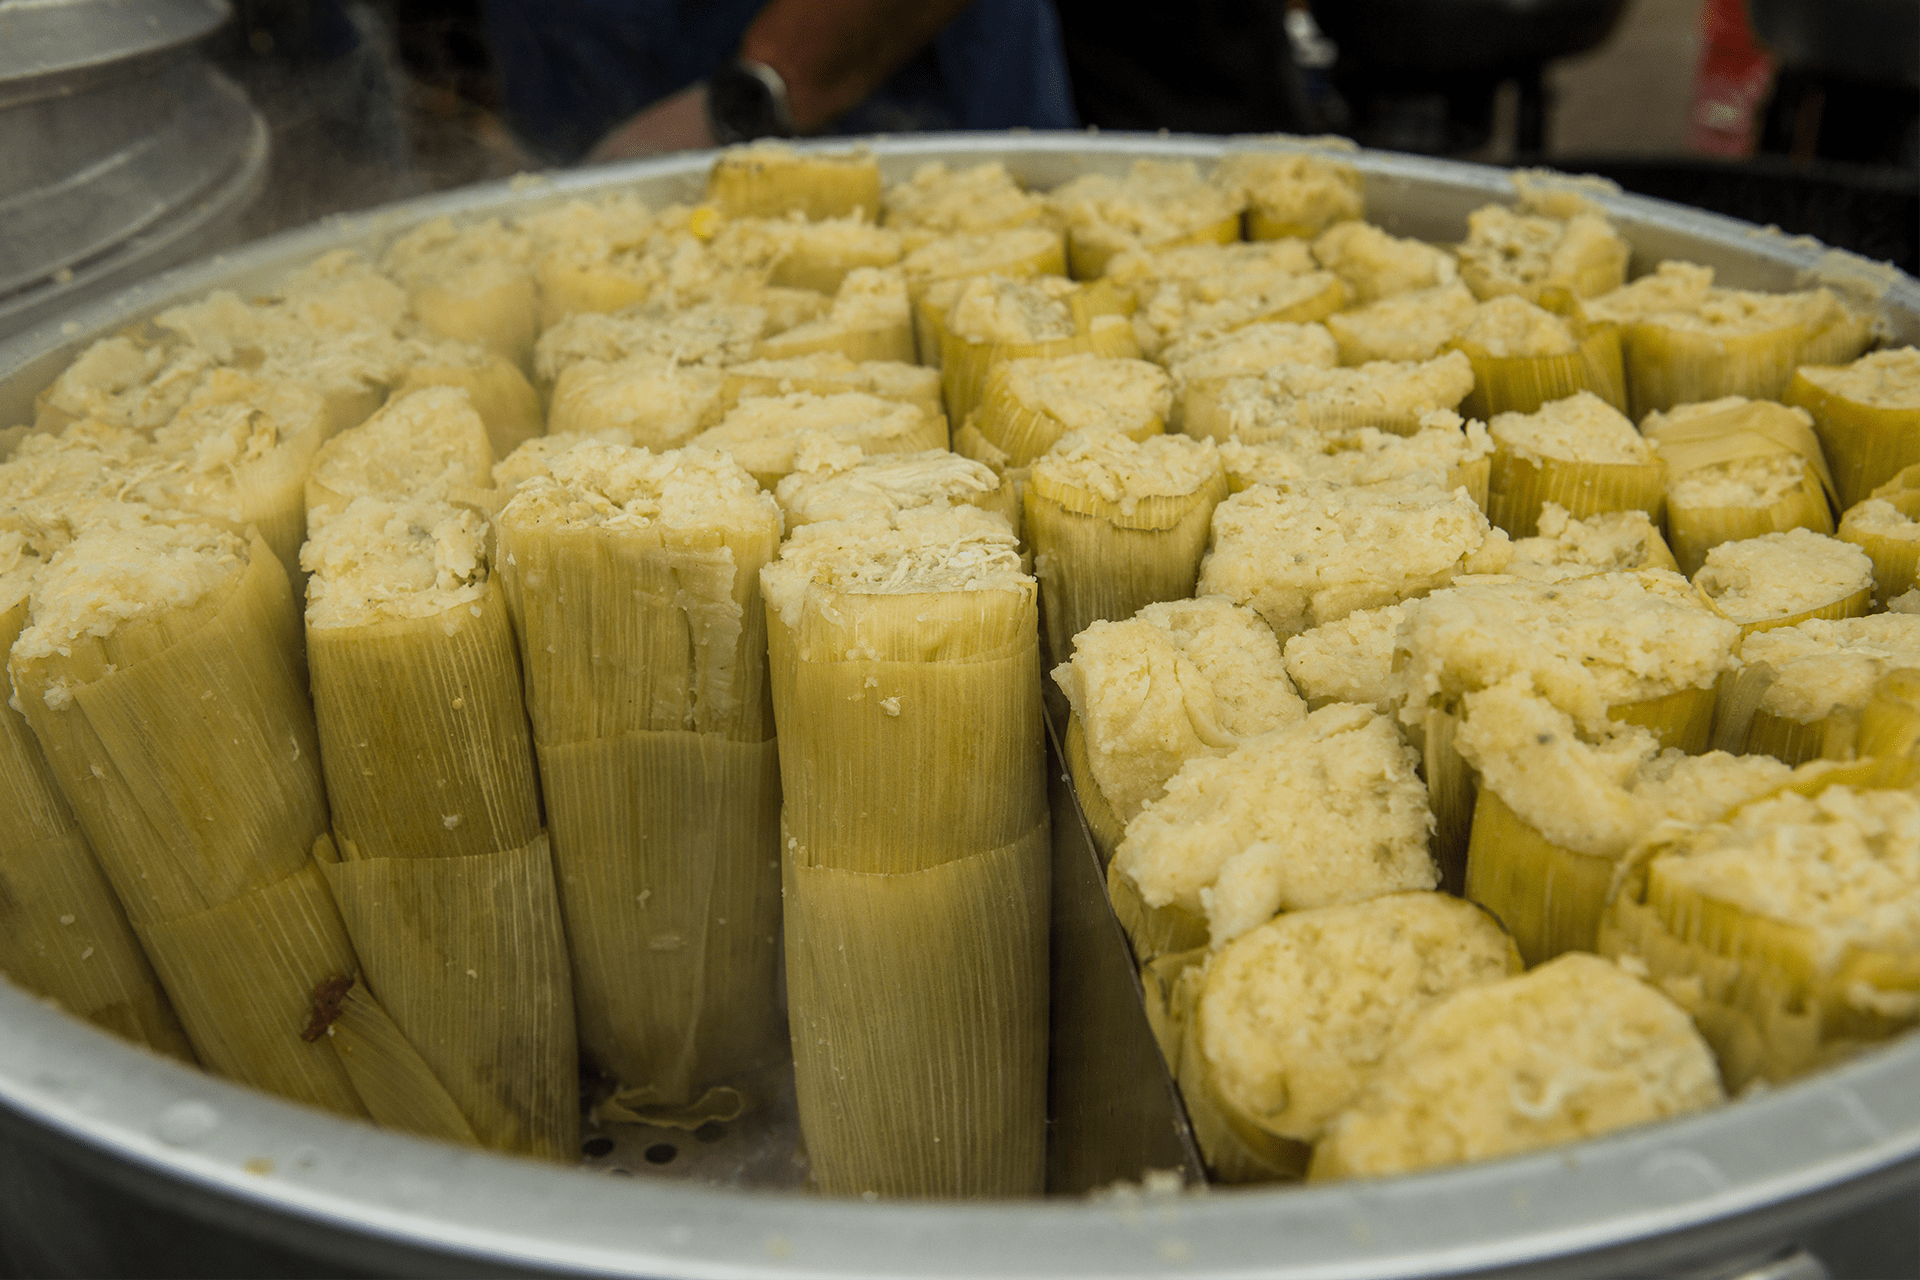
left=0, top=133, right=1916, bottom=1280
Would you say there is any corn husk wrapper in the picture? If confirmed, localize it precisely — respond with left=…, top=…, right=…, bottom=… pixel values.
left=0, top=594, right=193, bottom=1060
left=1025, top=462, right=1228, bottom=665
left=1647, top=400, right=1837, bottom=576
left=538, top=730, right=783, bottom=1109
left=940, top=283, right=1138, bottom=428
left=1598, top=758, right=1920, bottom=1090
left=906, top=233, right=1067, bottom=367
left=1139, top=945, right=1206, bottom=1068
left=306, top=574, right=577, bottom=1157
left=1453, top=295, right=1628, bottom=421
left=1788, top=367, right=1920, bottom=511
left=1838, top=467, right=1920, bottom=607
left=390, top=356, right=544, bottom=461
left=782, top=819, right=1049, bottom=1198
left=319, top=831, right=578, bottom=1158
left=326, top=980, right=483, bottom=1145
left=1174, top=992, right=1309, bottom=1184
left=1425, top=685, right=1712, bottom=897
left=1106, top=859, right=1210, bottom=966
left=497, top=461, right=782, bottom=1108
left=766, top=548, right=1048, bottom=1197
left=1849, top=668, right=1920, bottom=761
left=704, top=148, right=883, bottom=221
left=1463, top=787, right=1612, bottom=965
left=973, top=363, right=1165, bottom=470
left=1486, top=447, right=1666, bottom=540
left=1067, top=212, right=1241, bottom=282
left=1693, top=576, right=1871, bottom=642
left=1063, top=712, right=1126, bottom=866
left=9, top=533, right=387, bottom=1113
left=404, top=264, right=536, bottom=375
left=1624, top=307, right=1874, bottom=420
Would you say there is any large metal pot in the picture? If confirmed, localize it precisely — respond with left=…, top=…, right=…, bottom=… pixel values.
left=0, top=133, right=1916, bottom=1280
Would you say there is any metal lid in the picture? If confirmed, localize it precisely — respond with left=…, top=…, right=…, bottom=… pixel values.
left=0, top=0, right=229, bottom=108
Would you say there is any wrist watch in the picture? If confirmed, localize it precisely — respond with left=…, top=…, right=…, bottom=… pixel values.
left=705, top=57, right=799, bottom=145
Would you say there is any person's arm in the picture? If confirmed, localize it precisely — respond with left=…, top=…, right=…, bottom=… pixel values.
left=586, top=0, right=976, bottom=162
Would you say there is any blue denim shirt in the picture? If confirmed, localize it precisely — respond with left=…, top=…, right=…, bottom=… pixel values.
left=483, top=0, right=1078, bottom=164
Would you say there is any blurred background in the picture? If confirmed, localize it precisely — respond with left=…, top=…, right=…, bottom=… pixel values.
left=2, top=0, right=1914, bottom=339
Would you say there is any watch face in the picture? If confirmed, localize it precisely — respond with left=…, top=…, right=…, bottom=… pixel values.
left=708, top=60, right=795, bottom=144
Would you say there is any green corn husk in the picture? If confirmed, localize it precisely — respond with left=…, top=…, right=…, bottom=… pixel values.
left=782, top=819, right=1049, bottom=1199
left=1024, top=441, right=1228, bottom=664
left=0, top=590, right=193, bottom=1061
left=497, top=446, right=783, bottom=1110
left=904, top=229, right=1069, bottom=367
left=1838, top=467, right=1920, bottom=606
left=319, top=832, right=579, bottom=1158
left=1786, top=365, right=1920, bottom=511
left=1623, top=303, right=1874, bottom=421
left=1463, top=786, right=1612, bottom=965
left=940, top=281, right=1138, bottom=427
left=1063, top=712, right=1126, bottom=866
left=704, top=146, right=883, bottom=222
left=327, top=980, right=483, bottom=1146
left=1174, top=987, right=1309, bottom=1184
left=972, top=360, right=1166, bottom=470
left=1644, top=398, right=1838, bottom=577
left=305, top=549, right=577, bottom=1158
left=10, top=529, right=378, bottom=1114
left=1453, top=293, right=1628, bottom=421
left=765, top=510, right=1047, bottom=1197
left=1849, top=668, right=1920, bottom=760
left=1138, top=945, right=1207, bottom=1068
left=1067, top=212, right=1241, bottom=282
left=536, top=730, right=783, bottom=1109
left=1106, top=859, right=1211, bottom=966
left=1608, top=683, right=1718, bottom=754
left=1598, top=758, right=1920, bottom=1090
left=1485, top=447, right=1667, bottom=540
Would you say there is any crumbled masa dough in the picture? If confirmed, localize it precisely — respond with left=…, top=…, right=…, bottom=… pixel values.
left=1456, top=676, right=1788, bottom=857
left=1653, top=786, right=1920, bottom=966
left=1134, top=271, right=1345, bottom=357
left=1452, top=296, right=1578, bottom=357
left=688, top=392, right=935, bottom=480
left=1744, top=614, right=1920, bottom=723
left=1219, top=413, right=1493, bottom=495
left=533, top=303, right=771, bottom=385
left=1198, top=892, right=1515, bottom=1145
left=1210, top=151, right=1364, bottom=231
left=1455, top=206, right=1628, bottom=298
left=1199, top=481, right=1505, bottom=640
left=1842, top=498, right=1920, bottom=542
left=502, top=441, right=774, bottom=540
left=1114, top=702, right=1436, bottom=944
left=1310, top=953, right=1722, bottom=1180
left=881, top=161, right=1047, bottom=235
left=1490, top=391, right=1651, bottom=466
left=1282, top=603, right=1406, bottom=712
left=1653, top=286, right=1846, bottom=337
left=15, top=520, right=246, bottom=666
left=946, top=275, right=1078, bottom=344
left=998, top=355, right=1170, bottom=436
left=310, top=386, right=493, bottom=508
left=1032, top=431, right=1221, bottom=509
left=1105, top=239, right=1318, bottom=304
left=898, top=227, right=1060, bottom=283
left=1694, top=529, right=1872, bottom=623
left=1165, top=323, right=1340, bottom=387
left=1312, top=221, right=1458, bottom=302
left=1797, top=346, right=1920, bottom=408
left=303, top=496, right=488, bottom=628
left=1582, top=261, right=1715, bottom=325
left=1396, top=570, right=1739, bottom=731
left=1053, top=595, right=1303, bottom=821
left=1209, top=351, right=1475, bottom=440
left=1670, top=453, right=1808, bottom=508
left=1325, top=283, right=1478, bottom=363
left=776, top=448, right=998, bottom=528
left=1046, top=160, right=1243, bottom=247
left=759, top=505, right=1028, bottom=629
left=546, top=359, right=727, bottom=451
left=1504, top=505, right=1665, bottom=581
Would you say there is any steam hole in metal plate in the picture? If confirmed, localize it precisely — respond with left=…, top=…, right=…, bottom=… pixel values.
left=694, top=1122, right=727, bottom=1144
left=645, top=1143, right=678, bottom=1165
left=581, top=1136, right=614, bottom=1158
